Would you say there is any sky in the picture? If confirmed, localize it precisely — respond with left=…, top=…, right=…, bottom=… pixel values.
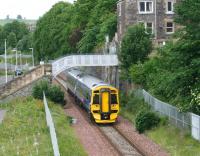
left=0, top=0, right=74, bottom=20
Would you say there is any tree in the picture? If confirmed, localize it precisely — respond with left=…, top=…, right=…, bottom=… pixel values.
left=17, top=15, right=23, bottom=20
left=33, top=0, right=118, bottom=60
left=17, top=33, right=33, bottom=51
left=0, top=20, right=31, bottom=53
left=6, top=15, right=9, bottom=19
left=3, top=20, right=29, bottom=41
left=0, top=26, right=6, bottom=54
left=8, top=32, right=17, bottom=48
left=119, top=24, right=152, bottom=75
left=77, top=0, right=117, bottom=53
left=175, top=0, right=200, bottom=40
left=33, top=2, right=74, bottom=61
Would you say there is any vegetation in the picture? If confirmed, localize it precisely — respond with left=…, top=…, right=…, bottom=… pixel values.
left=119, top=90, right=150, bottom=123
left=32, top=80, right=49, bottom=99
left=0, top=19, right=36, bottom=27
left=129, top=0, right=200, bottom=114
left=120, top=91, right=200, bottom=156
left=33, top=2, right=74, bottom=61
left=48, top=85, right=65, bottom=105
left=120, top=90, right=160, bottom=133
left=0, top=20, right=32, bottom=54
left=135, top=110, right=160, bottom=133
left=0, top=97, right=86, bottom=156
left=118, top=24, right=152, bottom=79
left=33, top=0, right=117, bottom=61
left=32, top=80, right=65, bottom=105
left=147, top=125, right=200, bottom=156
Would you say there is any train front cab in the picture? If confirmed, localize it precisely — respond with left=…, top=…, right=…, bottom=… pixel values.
left=90, top=86, right=119, bottom=123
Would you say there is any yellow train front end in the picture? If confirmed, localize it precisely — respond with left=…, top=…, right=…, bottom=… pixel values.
left=90, top=86, right=119, bottom=123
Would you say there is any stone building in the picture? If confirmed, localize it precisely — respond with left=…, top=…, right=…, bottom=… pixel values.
left=117, top=0, right=179, bottom=45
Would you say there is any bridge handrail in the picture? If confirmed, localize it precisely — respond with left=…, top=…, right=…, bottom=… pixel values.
left=52, top=53, right=118, bottom=63
left=52, top=54, right=119, bottom=77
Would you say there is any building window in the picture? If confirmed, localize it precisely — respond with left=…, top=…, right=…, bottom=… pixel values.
left=146, top=22, right=153, bottom=34
left=138, top=21, right=153, bottom=34
left=166, top=21, right=174, bottom=34
left=166, top=1, right=174, bottom=14
left=138, top=1, right=153, bottom=14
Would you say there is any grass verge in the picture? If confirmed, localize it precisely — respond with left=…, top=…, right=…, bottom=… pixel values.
left=0, top=97, right=87, bottom=156
left=120, top=91, right=200, bottom=156
left=146, top=125, right=200, bottom=156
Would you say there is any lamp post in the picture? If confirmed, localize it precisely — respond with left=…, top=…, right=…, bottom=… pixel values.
left=12, top=48, right=18, bottom=71
left=15, top=49, right=18, bottom=70
left=4, top=39, right=7, bottom=83
left=19, top=51, right=22, bottom=69
left=29, top=48, right=34, bottom=67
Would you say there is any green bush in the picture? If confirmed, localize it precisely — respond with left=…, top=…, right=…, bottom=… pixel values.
left=118, top=24, right=152, bottom=75
left=49, top=85, right=65, bottom=105
left=32, top=80, right=49, bottom=99
left=135, top=110, right=160, bottom=133
left=120, top=90, right=150, bottom=113
left=32, top=80, right=65, bottom=105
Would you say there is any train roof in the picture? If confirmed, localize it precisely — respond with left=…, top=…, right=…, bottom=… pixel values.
left=66, top=68, right=111, bottom=89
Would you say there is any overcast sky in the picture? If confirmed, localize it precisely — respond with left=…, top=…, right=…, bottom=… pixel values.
left=0, top=0, right=74, bottom=20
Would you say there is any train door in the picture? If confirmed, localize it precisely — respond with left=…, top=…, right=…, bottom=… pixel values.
left=100, top=89, right=110, bottom=120
left=101, top=92, right=109, bottom=113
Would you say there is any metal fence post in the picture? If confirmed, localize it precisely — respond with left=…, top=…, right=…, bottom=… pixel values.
left=199, top=116, right=200, bottom=141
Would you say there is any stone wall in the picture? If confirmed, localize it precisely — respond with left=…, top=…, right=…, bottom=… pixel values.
left=0, top=64, right=52, bottom=99
left=0, top=76, right=50, bottom=104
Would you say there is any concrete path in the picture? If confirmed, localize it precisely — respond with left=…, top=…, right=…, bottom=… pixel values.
left=0, top=110, right=6, bottom=123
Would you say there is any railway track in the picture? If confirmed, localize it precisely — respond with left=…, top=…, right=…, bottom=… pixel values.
left=54, top=76, right=143, bottom=156
left=99, top=125, right=142, bottom=156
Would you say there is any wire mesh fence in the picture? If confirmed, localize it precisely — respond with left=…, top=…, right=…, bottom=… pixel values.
left=135, top=89, right=200, bottom=141
left=43, top=92, right=60, bottom=156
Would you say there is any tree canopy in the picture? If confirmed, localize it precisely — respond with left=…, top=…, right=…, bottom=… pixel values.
left=175, top=0, right=200, bottom=40
left=0, top=20, right=31, bottom=54
left=33, top=0, right=118, bottom=61
left=119, top=24, right=152, bottom=76
left=7, top=32, right=17, bottom=48
left=3, top=20, right=29, bottom=41
left=33, top=2, right=73, bottom=61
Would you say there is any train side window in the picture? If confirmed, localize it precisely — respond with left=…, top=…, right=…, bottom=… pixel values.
left=93, top=94, right=99, bottom=104
left=86, top=93, right=90, bottom=100
left=111, top=94, right=118, bottom=104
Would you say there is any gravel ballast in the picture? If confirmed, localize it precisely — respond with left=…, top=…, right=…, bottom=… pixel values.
left=115, top=116, right=169, bottom=156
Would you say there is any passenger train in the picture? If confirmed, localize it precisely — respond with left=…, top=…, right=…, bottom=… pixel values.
left=64, top=68, right=119, bottom=123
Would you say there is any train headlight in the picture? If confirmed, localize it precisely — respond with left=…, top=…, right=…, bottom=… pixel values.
left=93, top=110, right=101, bottom=113
left=111, top=104, right=118, bottom=108
left=111, top=110, right=118, bottom=113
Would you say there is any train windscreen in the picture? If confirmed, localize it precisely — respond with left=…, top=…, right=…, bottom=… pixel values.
left=93, top=94, right=99, bottom=104
left=111, top=94, right=118, bottom=104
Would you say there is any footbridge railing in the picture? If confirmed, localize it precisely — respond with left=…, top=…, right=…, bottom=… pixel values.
left=52, top=54, right=119, bottom=77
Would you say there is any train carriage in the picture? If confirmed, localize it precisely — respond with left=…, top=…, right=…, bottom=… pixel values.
left=64, top=68, right=119, bottom=123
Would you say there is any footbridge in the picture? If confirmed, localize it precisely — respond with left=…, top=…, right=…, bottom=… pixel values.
left=52, top=54, right=119, bottom=77
left=0, top=54, right=119, bottom=100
